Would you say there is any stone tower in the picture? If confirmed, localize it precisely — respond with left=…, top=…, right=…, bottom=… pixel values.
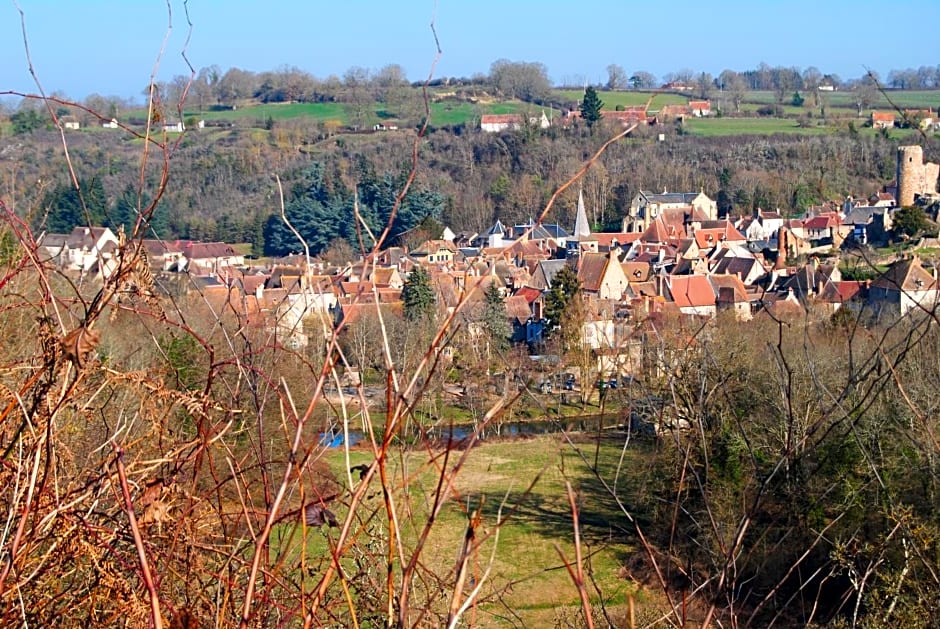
left=897, top=145, right=940, bottom=207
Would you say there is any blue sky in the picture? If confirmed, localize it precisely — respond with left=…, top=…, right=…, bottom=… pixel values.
left=1, top=0, right=937, bottom=101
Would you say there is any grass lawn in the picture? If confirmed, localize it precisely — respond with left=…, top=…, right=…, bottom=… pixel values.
left=737, top=102, right=812, bottom=117
left=177, top=99, right=560, bottom=129
left=682, top=117, right=834, bottom=136
left=554, top=89, right=688, bottom=110
left=743, top=89, right=940, bottom=111
left=190, top=102, right=347, bottom=122
left=270, top=433, right=653, bottom=625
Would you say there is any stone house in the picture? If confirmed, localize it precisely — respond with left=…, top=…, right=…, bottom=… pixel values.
left=688, top=100, right=712, bottom=116
left=64, top=226, right=120, bottom=274
left=871, top=111, right=896, bottom=129
left=868, top=255, right=939, bottom=317
left=711, top=274, right=751, bottom=320
left=666, top=274, right=716, bottom=317
left=624, top=190, right=718, bottom=233
left=181, top=242, right=244, bottom=274
left=577, top=250, right=629, bottom=301
left=480, top=112, right=550, bottom=133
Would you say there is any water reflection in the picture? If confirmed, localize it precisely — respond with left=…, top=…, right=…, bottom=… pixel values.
left=318, top=416, right=623, bottom=448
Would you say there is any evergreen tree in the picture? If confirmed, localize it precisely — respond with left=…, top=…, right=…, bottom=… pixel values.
left=544, top=264, right=580, bottom=335
left=481, top=282, right=511, bottom=352
left=402, top=266, right=436, bottom=321
left=579, top=86, right=604, bottom=130
left=40, top=178, right=108, bottom=233
left=262, top=162, right=446, bottom=257
left=250, top=211, right=266, bottom=257
left=892, top=205, right=936, bottom=239
left=108, top=185, right=169, bottom=238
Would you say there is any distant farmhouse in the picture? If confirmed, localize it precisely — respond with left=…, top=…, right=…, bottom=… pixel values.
left=871, top=111, right=895, bottom=129
left=480, top=112, right=550, bottom=133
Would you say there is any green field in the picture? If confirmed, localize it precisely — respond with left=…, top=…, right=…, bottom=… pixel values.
left=682, top=117, right=833, bottom=136
left=280, top=433, right=649, bottom=625
left=177, top=99, right=558, bottom=129
left=554, top=89, right=688, bottom=110
left=428, top=100, right=555, bottom=126
left=684, top=116, right=934, bottom=138
left=194, top=101, right=347, bottom=122
left=743, top=89, right=940, bottom=110
left=681, top=116, right=932, bottom=138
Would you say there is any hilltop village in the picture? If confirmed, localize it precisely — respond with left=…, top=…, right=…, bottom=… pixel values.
left=38, top=145, right=940, bottom=384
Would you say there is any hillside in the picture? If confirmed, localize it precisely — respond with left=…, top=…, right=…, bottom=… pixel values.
left=4, top=106, right=934, bottom=256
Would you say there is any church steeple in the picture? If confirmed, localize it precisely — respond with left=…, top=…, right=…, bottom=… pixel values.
left=573, top=188, right=591, bottom=239
left=567, top=188, right=598, bottom=257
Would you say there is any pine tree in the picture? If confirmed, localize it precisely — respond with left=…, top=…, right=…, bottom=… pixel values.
left=579, top=86, right=604, bottom=130
left=481, top=282, right=511, bottom=352
left=402, top=266, right=436, bottom=321
left=544, top=265, right=580, bottom=335
left=41, top=178, right=108, bottom=233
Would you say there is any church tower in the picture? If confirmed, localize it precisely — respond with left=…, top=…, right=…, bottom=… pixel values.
left=567, top=189, right=597, bottom=256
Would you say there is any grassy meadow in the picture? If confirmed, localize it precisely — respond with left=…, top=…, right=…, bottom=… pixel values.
left=681, top=117, right=831, bottom=137
left=554, top=89, right=688, bottom=110
left=742, top=88, right=940, bottom=110
left=271, top=433, right=656, bottom=625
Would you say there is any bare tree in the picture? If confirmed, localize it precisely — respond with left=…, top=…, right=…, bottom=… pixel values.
left=854, top=80, right=880, bottom=116
left=217, top=66, right=257, bottom=105
left=696, top=71, right=714, bottom=99
left=802, top=66, right=823, bottom=106
left=629, top=70, right=657, bottom=90
left=606, top=64, right=628, bottom=91
left=719, top=69, right=747, bottom=113
left=343, top=66, right=372, bottom=129
left=489, top=59, right=551, bottom=102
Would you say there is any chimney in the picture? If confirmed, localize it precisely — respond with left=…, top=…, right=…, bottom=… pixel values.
left=775, top=227, right=787, bottom=270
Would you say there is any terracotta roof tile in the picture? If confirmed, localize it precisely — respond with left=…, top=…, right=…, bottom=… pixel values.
left=710, top=275, right=748, bottom=302
left=872, top=257, right=938, bottom=292
left=577, top=253, right=609, bottom=292
left=504, top=295, right=533, bottom=323
left=668, top=275, right=715, bottom=308
left=593, top=232, right=640, bottom=248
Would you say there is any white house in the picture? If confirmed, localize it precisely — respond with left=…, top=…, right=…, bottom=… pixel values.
left=744, top=209, right=785, bottom=242
left=688, top=100, right=712, bottom=117
left=869, top=255, right=939, bottom=317
left=64, top=226, right=120, bottom=274
left=180, top=242, right=244, bottom=273
left=480, top=111, right=550, bottom=133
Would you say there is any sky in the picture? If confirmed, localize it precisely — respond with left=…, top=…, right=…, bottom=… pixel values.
left=1, top=0, right=937, bottom=102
